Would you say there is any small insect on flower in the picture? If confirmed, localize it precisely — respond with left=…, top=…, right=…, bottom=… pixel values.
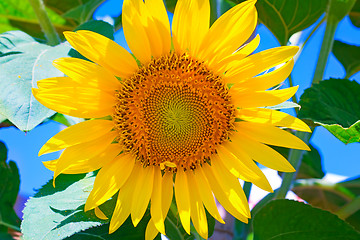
left=33, top=0, right=310, bottom=239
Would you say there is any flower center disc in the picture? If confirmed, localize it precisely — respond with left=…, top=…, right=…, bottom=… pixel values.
left=113, top=53, right=235, bottom=171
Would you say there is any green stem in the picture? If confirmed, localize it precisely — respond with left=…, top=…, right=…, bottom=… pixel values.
left=336, top=196, right=360, bottom=219
left=312, top=16, right=339, bottom=85
left=275, top=131, right=311, bottom=199
left=28, top=0, right=60, bottom=46
left=210, top=0, right=218, bottom=25
left=0, top=221, right=21, bottom=232
left=233, top=182, right=252, bottom=240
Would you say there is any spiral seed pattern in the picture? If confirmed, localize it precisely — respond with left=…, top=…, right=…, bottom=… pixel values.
left=113, top=53, right=235, bottom=171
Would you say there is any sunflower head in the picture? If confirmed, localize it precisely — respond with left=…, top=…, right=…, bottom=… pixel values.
left=34, top=0, right=310, bottom=239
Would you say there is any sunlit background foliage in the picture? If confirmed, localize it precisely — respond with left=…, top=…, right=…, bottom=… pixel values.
left=0, top=0, right=359, bottom=239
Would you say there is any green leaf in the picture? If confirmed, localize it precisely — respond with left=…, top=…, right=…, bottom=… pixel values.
left=275, top=144, right=325, bottom=179
left=21, top=173, right=103, bottom=240
left=0, top=113, right=6, bottom=123
left=292, top=177, right=360, bottom=231
left=253, top=199, right=360, bottom=240
left=62, top=0, right=106, bottom=24
left=0, top=141, right=21, bottom=233
left=328, top=0, right=356, bottom=23
left=44, top=0, right=92, bottom=16
left=298, top=78, right=360, bottom=144
left=332, top=40, right=360, bottom=78
left=229, top=0, right=327, bottom=45
left=349, top=0, right=360, bottom=28
left=64, top=215, right=161, bottom=240
left=165, top=0, right=178, bottom=12
left=0, top=31, right=71, bottom=131
left=0, top=0, right=74, bottom=40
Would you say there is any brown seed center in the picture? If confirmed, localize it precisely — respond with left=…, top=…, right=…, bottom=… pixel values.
left=113, top=53, right=235, bottom=171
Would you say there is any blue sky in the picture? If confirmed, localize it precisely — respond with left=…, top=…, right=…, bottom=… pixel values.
left=0, top=0, right=359, bottom=196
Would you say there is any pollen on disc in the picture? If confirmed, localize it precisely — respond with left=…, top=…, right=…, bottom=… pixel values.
left=113, top=53, right=235, bottom=172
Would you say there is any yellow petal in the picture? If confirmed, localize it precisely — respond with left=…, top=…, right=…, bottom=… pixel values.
left=236, top=59, right=294, bottom=90
left=175, top=169, right=191, bottom=234
left=235, top=121, right=310, bottom=150
left=42, top=159, right=57, bottom=171
left=187, top=171, right=208, bottom=239
left=198, top=0, right=257, bottom=66
left=85, top=153, right=135, bottom=211
left=39, top=119, right=114, bottom=156
left=214, top=35, right=260, bottom=74
left=230, top=86, right=299, bottom=109
left=123, top=0, right=170, bottom=63
left=207, top=161, right=250, bottom=216
left=161, top=171, right=174, bottom=216
left=53, top=131, right=118, bottom=180
left=200, top=166, right=249, bottom=222
left=145, top=219, right=159, bottom=240
left=131, top=165, right=154, bottom=227
left=33, top=87, right=115, bottom=118
left=172, top=0, right=210, bottom=55
left=95, top=207, right=108, bottom=220
left=63, top=31, right=138, bottom=78
left=57, top=143, right=121, bottom=175
left=150, top=169, right=165, bottom=234
left=52, top=57, right=120, bottom=92
left=194, top=169, right=224, bottom=224
left=230, top=132, right=296, bottom=172
left=225, top=46, right=299, bottom=81
left=145, top=0, right=171, bottom=54
left=109, top=175, right=135, bottom=234
left=237, top=108, right=311, bottom=132
left=216, top=145, right=273, bottom=192
left=37, top=77, right=76, bottom=89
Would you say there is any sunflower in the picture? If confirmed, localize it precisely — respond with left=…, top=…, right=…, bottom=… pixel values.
left=33, top=0, right=310, bottom=239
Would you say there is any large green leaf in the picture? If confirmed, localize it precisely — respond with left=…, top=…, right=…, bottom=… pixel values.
left=293, top=177, right=360, bottom=231
left=298, top=78, right=360, bottom=144
left=0, top=31, right=71, bottom=131
left=0, top=0, right=74, bottom=40
left=349, top=0, right=360, bottom=28
left=62, top=0, right=105, bottom=24
left=229, top=0, right=327, bottom=45
left=0, top=141, right=21, bottom=234
left=332, top=40, right=360, bottom=78
left=253, top=199, right=360, bottom=240
left=21, top=173, right=104, bottom=240
left=22, top=172, right=162, bottom=240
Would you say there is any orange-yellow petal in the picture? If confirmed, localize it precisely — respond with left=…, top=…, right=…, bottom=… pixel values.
left=64, top=31, right=137, bottom=78
left=230, top=132, right=296, bottom=172
left=131, top=165, right=154, bottom=227
left=145, top=219, right=159, bottom=240
left=235, top=121, right=310, bottom=150
left=52, top=57, right=120, bottom=92
left=237, top=108, right=311, bottom=132
left=172, top=0, right=210, bottom=55
left=123, top=0, right=170, bottom=63
left=216, top=145, right=273, bottom=192
left=33, top=87, right=115, bottom=118
left=230, top=86, right=299, bottom=109
left=175, top=169, right=191, bottom=234
left=150, top=168, right=165, bottom=234
left=85, top=153, right=135, bottom=211
left=39, top=119, right=114, bottom=156
left=200, top=166, right=249, bottom=222
left=95, top=207, right=108, bottom=220
left=193, top=169, right=224, bottom=224
left=53, top=131, right=118, bottom=180
left=198, top=0, right=257, bottom=66
left=187, top=171, right=208, bottom=239
left=225, top=46, right=298, bottom=81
